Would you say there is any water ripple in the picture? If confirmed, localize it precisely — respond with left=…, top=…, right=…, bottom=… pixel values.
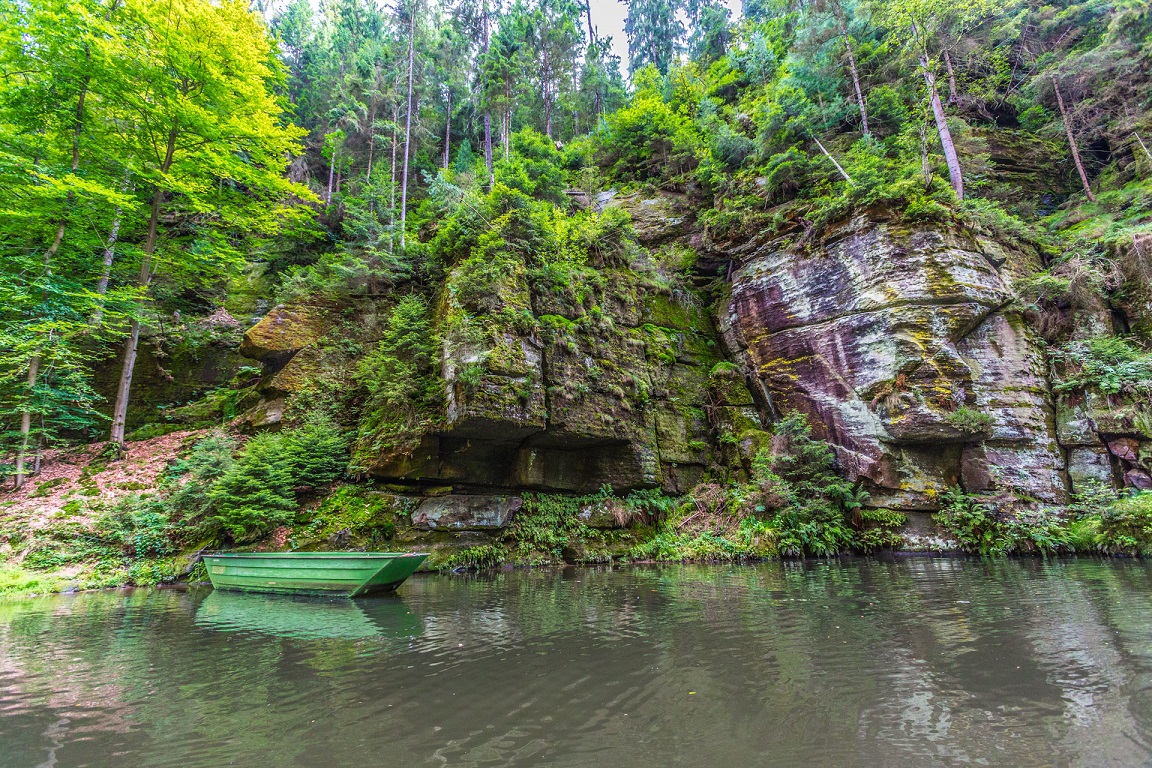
left=1, top=560, right=1151, bottom=767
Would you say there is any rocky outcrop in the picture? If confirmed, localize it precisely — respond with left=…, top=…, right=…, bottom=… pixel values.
left=240, top=304, right=332, bottom=364
left=238, top=304, right=333, bottom=431
left=720, top=214, right=1068, bottom=509
left=238, top=197, right=1144, bottom=510
left=411, top=495, right=522, bottom=530
left=362, top=202, right=721, bottom=494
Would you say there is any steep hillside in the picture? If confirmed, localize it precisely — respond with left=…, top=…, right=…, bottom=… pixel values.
left=3, top=0, right=1152, bottom=593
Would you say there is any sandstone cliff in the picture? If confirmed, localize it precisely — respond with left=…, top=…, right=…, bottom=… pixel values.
left=238, top=197, right=1151, bottom=517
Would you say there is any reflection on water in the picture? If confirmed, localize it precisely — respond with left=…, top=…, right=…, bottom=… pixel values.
left=1, top=559, right=1151, bottom=768
left=195, top=591, right=424, bottom=641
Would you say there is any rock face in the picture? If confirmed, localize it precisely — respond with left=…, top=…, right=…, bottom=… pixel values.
left=721, top=214, right=1067, bottom=509
left=237, top=304, right=333, bottom=431
left=238, top=199, right=1145, bottom=510
left=363, top=205, right=723, bottom=494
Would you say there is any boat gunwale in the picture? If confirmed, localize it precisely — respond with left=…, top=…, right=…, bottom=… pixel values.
left=204, top=552, right=430, bottom=559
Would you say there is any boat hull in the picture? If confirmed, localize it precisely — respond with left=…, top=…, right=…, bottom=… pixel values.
left=203, top=552, right=428, bottom=597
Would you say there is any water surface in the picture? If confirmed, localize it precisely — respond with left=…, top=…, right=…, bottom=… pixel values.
left=2, top=558, right=1151, bottom=767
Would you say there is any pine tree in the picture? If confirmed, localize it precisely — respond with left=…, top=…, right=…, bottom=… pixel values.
left=624, top=0, right=685, bottom=76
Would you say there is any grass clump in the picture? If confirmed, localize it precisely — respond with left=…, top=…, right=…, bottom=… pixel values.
left=0, top=564, right=64, bottom=598
left=946, top=407, right=994, bottom=434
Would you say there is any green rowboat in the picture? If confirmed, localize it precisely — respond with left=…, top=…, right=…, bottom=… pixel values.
left=203, top=552, right=428, bottom=597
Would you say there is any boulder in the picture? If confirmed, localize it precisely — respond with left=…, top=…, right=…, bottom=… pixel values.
left=1107, top=437, right=1141, bottom=463
left=1126, top=469, right=1152, bottom=491
left=264, top=346, right=324, bottom=395
left=411, top=495, right=522, bottom=531
left=240, top=304, right=331, bottom=365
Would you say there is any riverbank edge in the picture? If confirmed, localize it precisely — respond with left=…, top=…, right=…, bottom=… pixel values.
left=4, top=548, right=1148, bottom=601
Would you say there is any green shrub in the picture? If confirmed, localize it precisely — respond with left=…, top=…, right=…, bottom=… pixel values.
left=762, top=412, right=858, bottom=556
left=352, top=296, right=442, bottom=470
left=629, top=525, right=751, bottom=562
left=596, top=81, right=701, bottom=185
left=207, top=433, right=298, bottom=543
left=98, top=495, right=178, bottom=558
left=505, top=493, right=591, bottom=562
left=0, top=565, right=64, bottom=597
left=432, top=544, right=504, bottom=571
left=281, top=417, right=348, bottom=489
left=856, top=508, right=908, bottom=552
left=164, top=431, right=237, bottom=528
left=1001, top=509, right=1068, bottom=554
left=934, top=488, right=1004, bottom=555
left=1099, top=491, right=1152, bottom=555
left=946, top=407, right=994, bottom=434
left=297, top=485, right=400, bottom=547
left=493, top=129, right=568, bottom=205
left=935, top=488, right=1073, bottom=555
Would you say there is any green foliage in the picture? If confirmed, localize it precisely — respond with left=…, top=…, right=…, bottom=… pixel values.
left=1052, top=338, right=1152, bottom=398
left=98, top=495, right=178, bottom=558
left=505, top=493, right=592, bottom=562
left=0, top=565, right=64, bottom=598
left=494, top=130, right=569, bottom=205
left=207, top=433, right=298, bottom=543
left=431, top=544, right=505, bottom=572
left=934, top=488, right=1007, bottom=555
left=162, top=431, right=237, bottom=530
left=352, top=296, right=442, bottom=469
left=597, top=85, right=701, bottom=185
left=281, top=416, right=348, bottom=489
left=946, top=406, right=994, bottom=434
left=1099, top=492, right=1152, bottom=555
left=758, top=413, right=859, bottom=555
left=295, top=485, right=400, bottom=548
left=856, top=508, right=908, bottom=552
left=630, top=528, right=750, bottom=561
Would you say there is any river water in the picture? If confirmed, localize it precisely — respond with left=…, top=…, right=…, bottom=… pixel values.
left=2, top=558, right=1151, bottom=767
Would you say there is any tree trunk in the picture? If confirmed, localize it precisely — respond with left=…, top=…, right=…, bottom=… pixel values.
left=481, top=0, right=493, bottom=187
left=14, top=355, right=41, bottom=488
left=389, top=104, right=398, bottom=257
left=18, top=62, right=91, bottom=479
left=1052, top=76, right=1096, bottom=203
left=919, top=122, right=934, bottom=189
left=484, top=112, right=493, bottom=187
left=812, top=135, right=853, bottom=184
left=326, top=148, right=335, bottom=205
left=1135, top=133, right=1152, bottom=167
left=583, top=0, right=594, bottom=41
left=110, top=129, right=177, bottom=448
left=366, top=98, right=377, bottom=182
left=443, top=90, right=451, bottom=169
left=922, top=57, right=963, bottom=201
left=543, top=68, right=552, bottom=138
left=504, top=80, right=512, bottom=157
left=91, top=209, right=122, bottom=326
left=943, top=49, right=958, bottom=103
left=840, top=24, right=869, bottom=136
left=400, top=1, right=416, bottom=249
